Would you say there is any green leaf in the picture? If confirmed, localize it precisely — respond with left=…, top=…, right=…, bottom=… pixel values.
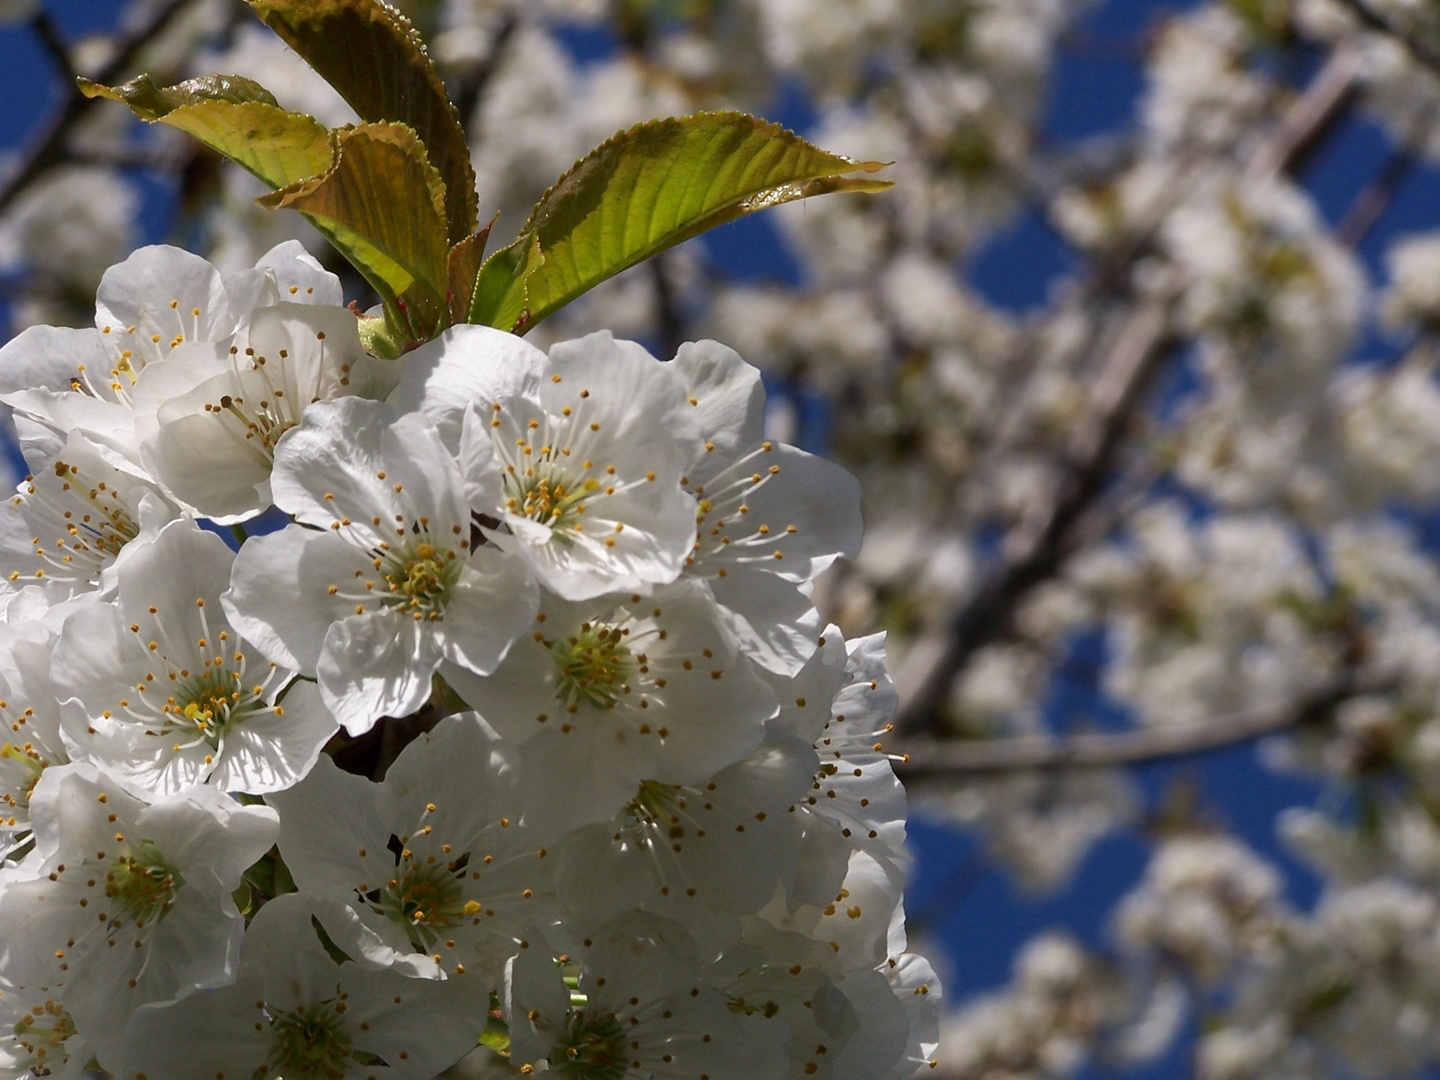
left=467, top=111, right=891, bottom=332
left=248, top=0, right=478, bottom=244
left=260, top=121, right=451, bottom=319
left=79, top=74, right=333, bottom=189
left=78, top=72, right=280, bottom=118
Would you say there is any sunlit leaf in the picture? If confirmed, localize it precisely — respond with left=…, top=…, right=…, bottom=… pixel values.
left=79, top=74, right=333, bottom=189
left=467, top=111, right=891, bottom=332
left=248, top=0, right=478, bottom=244
left=260, top=121, right=451, bottom=319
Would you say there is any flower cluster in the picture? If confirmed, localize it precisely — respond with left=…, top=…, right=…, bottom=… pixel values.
left=0, top=243, right=938, bottom=1080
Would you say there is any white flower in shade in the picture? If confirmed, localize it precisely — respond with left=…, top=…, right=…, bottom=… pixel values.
left=267, top=714, right=553, bottom=983
left=123, top=893, right=488, bottom=1080
left=757, top=847, right=907, bottom=971
left=672, top=341, right=861, bottom=675
left=51, top=519, right=334, bottom=798
left=0, top=620, right=70, bottom=856
left=706, top=920, right=899, bottom=1080
left=393, top=326, right=700, bottom=600
left=506, top=912, right=787, bottom=1080
left=0, top=982, right=90, bottom=1080
left=0, top=430, right=181, bottom=616
left=0, top=242, right=341, bottom=467
left=137, top=302, right=392, bottom=523
left=551, top=721, right=820, bottom=952
left=0, top=763, right=278, bottom=1071
left=223, top=397, right=538, bottom=735
left=445, top=580, right=777, bottom=838
left=797, top=632, right=908, bottom=869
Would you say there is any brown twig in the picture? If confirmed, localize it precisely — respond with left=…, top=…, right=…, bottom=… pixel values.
left=0, top=0, right=195, bottom=219
left=893, top=680, right=1368, bottom=777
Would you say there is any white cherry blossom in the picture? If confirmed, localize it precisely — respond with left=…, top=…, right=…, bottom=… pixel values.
left=446, top=579, right=777, bottom=838
left=0, top=763, right=278, bottom=1070
left=138, top=301, right=393, bottom=522
left=268, top=713, right=553, bottom=982
left=0, top=429, right=181, bottom=616
left=123, top=893, right=485, bottom=1080
left=506, top=911, right=788, bottom=1080
left=395, top=326, right=701, bottom=600
left=223, top=397, right=538, bottom=734
left=673, top=340, right=862, bottom=675
left=0, top=620, right=70, bottom=856
left=52, top=518, right=334, bottom=797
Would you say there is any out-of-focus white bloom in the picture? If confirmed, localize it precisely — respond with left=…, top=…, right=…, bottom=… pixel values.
left=0, top=167, right=137, bottom=328
left=1164, top=175, right=1366, bottom=375
left=1116, top=835, right=1285, bottom=983
left=196, top=24, right=357, bottom=127
left=1143, top=7, right=1271, bottom=152
left=1381, top=232, right=1440, bottom=327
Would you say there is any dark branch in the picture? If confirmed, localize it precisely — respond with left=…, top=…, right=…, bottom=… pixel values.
left=893, top=680, right=1367, bottom=777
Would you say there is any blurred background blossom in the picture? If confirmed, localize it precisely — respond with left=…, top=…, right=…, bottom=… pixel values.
left=10, top=0, right=1440, bottom=1076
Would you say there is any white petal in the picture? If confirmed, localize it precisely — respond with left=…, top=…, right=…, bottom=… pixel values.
left=318, top=611, right=439, bottom=734
left=389, top=323, right=546, bottom=454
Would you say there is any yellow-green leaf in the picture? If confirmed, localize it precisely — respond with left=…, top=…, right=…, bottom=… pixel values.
left=468, top=111, right=891, bottom=332
left=260, top=122, right=451, bottom=318
left=248, top=0, right=478, bottom=244
left=79, top=74, right=333, bottom=190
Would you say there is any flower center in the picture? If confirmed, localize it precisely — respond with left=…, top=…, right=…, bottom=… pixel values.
left=550, top=1011, right=628, bottom=1080
left=379, top=538, right=460, bottom=618
left=171, top=671, right=248, bottom=747
left=104, top=840, right=182, bottom=923
left=506, top=461, right=599, bottom=533
left=378, top=857, right=468, bottom=950
left=12, top=998, right=76, bottom=1072
left=550, top=622, right=634, bottom=709
left=264, top=1000, right=356, bottom=1080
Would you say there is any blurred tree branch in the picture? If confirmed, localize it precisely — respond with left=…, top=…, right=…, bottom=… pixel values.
left=895, top=47, right=1362, bottom=736
left=892, top=678, right=1373, bottom=777
left=0, top=0, right=195, bottom=218
left=1331, top=0, right=1440, bottom=75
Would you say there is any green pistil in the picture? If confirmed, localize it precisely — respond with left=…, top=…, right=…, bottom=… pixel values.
left=105, top=840, right=182, bottom=923
left=171, top=670, right=250, bottom=746
left=379, top=858, right=467, bottom=951
left=379, top=537, right=461, bottom=618
left=264, top=1001, right=355, bottom=1080
left=550, top=1012, right=629, bottom=1080
left=551, top=623, right=633, bottom=709
left=13, top=1000, right=75, bottom=1070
